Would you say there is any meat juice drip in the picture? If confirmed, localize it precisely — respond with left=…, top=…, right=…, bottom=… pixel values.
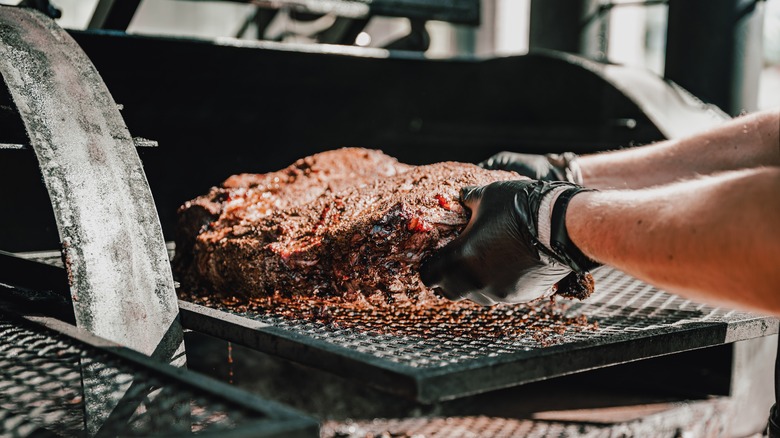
left=227, top=341, right=234, bottom=384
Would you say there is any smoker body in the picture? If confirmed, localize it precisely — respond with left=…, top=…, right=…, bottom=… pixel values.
left=0, top=25, right=774, bottom=437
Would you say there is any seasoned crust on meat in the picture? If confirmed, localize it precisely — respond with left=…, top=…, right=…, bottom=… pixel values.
left=174, top=148, right=592, bottom=302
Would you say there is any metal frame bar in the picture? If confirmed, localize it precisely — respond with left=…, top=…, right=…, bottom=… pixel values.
left=529, top=0, right=610, bottom=61
left=214, top=0, right=479, bottom=25
left=2, top=252, right=776, bottom=404
left=177, top=293, right=778, bottom=403
left=0, top=6, right=182, bottom=362
left=88, top=0, right=143, bottom=30
left=0, top=302, right=319, bottom=437
left=665, top=0, right=765, bottom=115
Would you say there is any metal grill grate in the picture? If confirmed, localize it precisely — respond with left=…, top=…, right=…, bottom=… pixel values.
left=321, top=406, right=728, bottom=438
left=0, top=309, right=318, bottom=437
left=179, top=266, right=777, bottom=403
left=12, top=250, right=778, bottom=403
left=324, top=417, right=604, bottom=438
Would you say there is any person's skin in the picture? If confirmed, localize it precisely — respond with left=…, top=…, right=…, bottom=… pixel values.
left=565, top=108, right=780, bottom=314
left=578, top=109, right=780, bottom=189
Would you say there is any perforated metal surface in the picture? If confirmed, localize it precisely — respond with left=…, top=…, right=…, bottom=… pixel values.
left=179, top=266, right=777, bottom=403
left=206, top=267, right=752, bottom=362
left=0, top=309, right=317, bottom=437
left=325, top=417, right=607, bottom=438
left=321, top=404, right=728, bottom=438
left=13, top=251, right=778, bottom=403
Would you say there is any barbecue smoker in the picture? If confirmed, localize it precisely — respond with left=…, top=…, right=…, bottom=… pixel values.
left=0, top=2, right=776, bottom=437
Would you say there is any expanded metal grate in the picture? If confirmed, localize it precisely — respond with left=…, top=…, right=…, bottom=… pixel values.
left=201, top=267, right=751, bottom=364
left=179, top=266, right=777, bottom=403
left=0, top=309, right=318, bottom=437
left=325, top=417, right=606, bottom=438
left=12, top=250, right=778, bottom=404
left=320, top=406, right=728, bottom=438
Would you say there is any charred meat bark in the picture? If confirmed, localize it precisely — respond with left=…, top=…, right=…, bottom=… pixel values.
left=173, top=148, right=409, bottom=286
left=175, top=148, right=593, bottom=302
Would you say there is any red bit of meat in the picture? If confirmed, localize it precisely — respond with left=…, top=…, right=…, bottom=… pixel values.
left=407, top=216, right=433, bottom=233
left=276, top=247, right=292, bottom=261
left=312, top=205, right=333, bottom=233
left=435, top=194, right=452, bottom=210
left=174, top=148, right=591, bottom=303
left=318, top=206, right=331, bottom=222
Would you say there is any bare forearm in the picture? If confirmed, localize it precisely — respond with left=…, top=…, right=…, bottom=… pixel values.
left=567, top=167, right=780, bottom=315
left=579, top=109, right=780, bottom=189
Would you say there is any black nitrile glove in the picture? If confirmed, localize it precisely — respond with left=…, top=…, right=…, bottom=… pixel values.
left=419, top=180, right=600, bottom=305
left=479, top=152, right=583, bottom=184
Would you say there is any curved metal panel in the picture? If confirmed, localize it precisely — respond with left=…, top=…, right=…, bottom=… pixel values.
left=0, top=7, right=183, bottom=363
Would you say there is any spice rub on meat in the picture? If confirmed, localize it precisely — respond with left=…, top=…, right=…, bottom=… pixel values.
left=174, top=148, right=593, bottom=303
left=173, top=148, right=410, bottom=289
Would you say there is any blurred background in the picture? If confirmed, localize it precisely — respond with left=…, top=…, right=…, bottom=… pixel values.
left=3, top=0, right=778, bottom=109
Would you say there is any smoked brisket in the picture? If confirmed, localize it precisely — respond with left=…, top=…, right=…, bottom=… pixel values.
left=174, top=148, right=592, bottom=302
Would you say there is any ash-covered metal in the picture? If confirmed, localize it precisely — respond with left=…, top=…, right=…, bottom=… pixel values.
left=0, top=6, right=182, bottom=363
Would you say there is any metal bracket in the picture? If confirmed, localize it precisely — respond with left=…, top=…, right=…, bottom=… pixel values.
left=0, top=137, right=158, bottom=150
left=0, top=7, right=184, bottom=364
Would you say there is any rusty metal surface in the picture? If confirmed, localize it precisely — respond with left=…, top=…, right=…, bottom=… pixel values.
left=0, top=7, right=182, bottom=363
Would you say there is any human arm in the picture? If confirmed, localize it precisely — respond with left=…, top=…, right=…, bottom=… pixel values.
left=422, top=167, right=780, bottom=315
left=482, top=109, right=780, bottom=189
left=419, top=180, right=600, bottom=305
left=566, top=166, right=780, bottom=315
left=423, top=109, right=780, bottom=312
left=578, top=109, right=780, bottom=189
left=427, top=110, right=780, bottom=315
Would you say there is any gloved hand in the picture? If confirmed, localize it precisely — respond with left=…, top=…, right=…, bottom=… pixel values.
left=479, top=152, right=583, bottom=184
left=419, top=180, right=600, bottom=305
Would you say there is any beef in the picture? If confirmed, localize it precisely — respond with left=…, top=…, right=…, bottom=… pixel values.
left=175, top=148, right=592, bottom=303
left=173, top=148, right=409, bottom=286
